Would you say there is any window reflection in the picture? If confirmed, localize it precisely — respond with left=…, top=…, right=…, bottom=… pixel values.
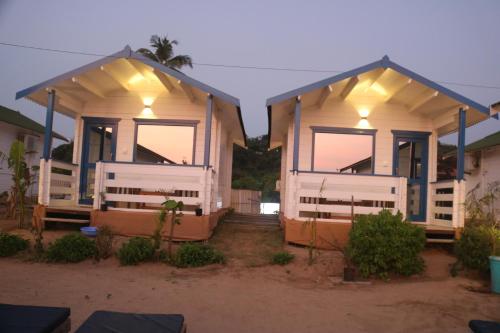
left=313, top=132, right=373, bottom=173
left=135, top=124, right=195, bottom=164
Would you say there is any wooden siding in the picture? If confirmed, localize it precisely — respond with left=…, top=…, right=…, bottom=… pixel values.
left=68, top=90, right=235, bottom=211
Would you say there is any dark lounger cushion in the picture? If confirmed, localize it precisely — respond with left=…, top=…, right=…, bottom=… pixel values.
left=76, top=310, right=185, bottom=333
left=0, top=303, right=70, bottom=333
left=469, top=320, right=500, bottom=333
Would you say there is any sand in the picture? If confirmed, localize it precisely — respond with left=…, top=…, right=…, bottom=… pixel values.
left=0, top=249, right=498, bottom=332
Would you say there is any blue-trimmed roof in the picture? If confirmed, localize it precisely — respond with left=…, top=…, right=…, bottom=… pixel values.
left=16, top=46, right=241, bottom=107
left=266, top=55, right=490, bottom=116
left=15, top=46, right=246, bottom=145
left=266, top=56, right=494, bottom=147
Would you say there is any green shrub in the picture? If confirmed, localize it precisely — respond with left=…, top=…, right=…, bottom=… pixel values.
left=0, top=233, right=29, bottom=257
left=271, top=251, right=295, bottom=265
left=455, top=225, right=500, bottom=274
left=117, top=237, right=155, bottom=265
left=46, top=233, right=96, bottom=263
left=174, top=242, right=225, bottom=268
left=95, top=226, right=114, bottom=261
left=347, top=210, right=426, bottom=279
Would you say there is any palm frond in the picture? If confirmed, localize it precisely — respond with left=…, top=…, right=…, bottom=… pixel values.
left=167, top=55, right=193, bottom=69
left=136, top=48, right=158, bottom=62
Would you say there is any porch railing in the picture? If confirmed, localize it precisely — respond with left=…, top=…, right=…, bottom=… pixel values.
left=286, top=172, right=407, bottom=222
left=429, top=180, right=466, bottom=228
left=38, top=159, right=79, bottom=206
left=93, top=162, right=214, bottom=215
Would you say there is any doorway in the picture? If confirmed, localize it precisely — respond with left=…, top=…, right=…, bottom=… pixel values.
left=79, top=117, right=118, bottom=205
left=392, top=131, right=430, bottom=222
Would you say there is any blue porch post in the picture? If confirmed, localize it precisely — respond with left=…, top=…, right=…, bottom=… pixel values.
left=456, top=108, right=466, bottom=181
left=292, top=97, right=301, bottom=172
left=43, top=90, right=56, bottom=161
left=204, top=94, right=213, bottom=168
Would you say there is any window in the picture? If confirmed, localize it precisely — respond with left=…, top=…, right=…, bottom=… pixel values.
left=312, top=127, right=376, bottom=174
left=134, top=120, right=197, bottom=165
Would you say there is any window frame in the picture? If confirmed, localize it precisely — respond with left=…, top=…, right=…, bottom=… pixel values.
left=310, top=126, right=377, bottom=174
left=133, top=118, right=199, bottom=165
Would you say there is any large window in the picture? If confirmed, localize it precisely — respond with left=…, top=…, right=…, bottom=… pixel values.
left=312, top=127, right=376, bottom=174
left=134, top=120, right=197, bottom=165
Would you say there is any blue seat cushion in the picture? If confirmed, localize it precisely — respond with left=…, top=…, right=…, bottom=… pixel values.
left=0, top=303, right=70, bottom=333
left=76, top=310, right=184, bottom=333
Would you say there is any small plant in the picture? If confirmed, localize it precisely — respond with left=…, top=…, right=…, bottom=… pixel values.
left=117, top=237, right=155, bottom=265
left=46, top=233, right=96, bottom=263
left=454, top=181, right=500, bottom=275
left=95, top=225, right=114, bottom=261
left=271, top=251, right=294, bottom=265
left=302, top=178, right=326, bottom=265
left=174, top=242, right=225, bottom=268
left=0, top=233, right=29, bottom=257
left=347, top=210, right=426, bottom=279
left=159, top=198, right=184, bottom=258
left=455, top=226, right=499, bottom=274
left=3, top=141, right=34, bottom=227
left=99, top=191, right=107, bottom=211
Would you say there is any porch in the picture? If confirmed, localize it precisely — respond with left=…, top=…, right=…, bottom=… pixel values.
left=38, top=159, right=215, bottom=215
left=284, top=171, right=465, bottom=227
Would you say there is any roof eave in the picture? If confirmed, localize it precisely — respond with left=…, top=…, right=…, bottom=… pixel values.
left=265, top=55, right=491, bottom=116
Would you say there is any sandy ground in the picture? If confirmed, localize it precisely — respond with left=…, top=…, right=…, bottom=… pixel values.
left=0, top=228, right=499, bottom=332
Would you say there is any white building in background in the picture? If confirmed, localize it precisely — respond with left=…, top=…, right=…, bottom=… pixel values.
left=0, top=105, right=67, bottom=196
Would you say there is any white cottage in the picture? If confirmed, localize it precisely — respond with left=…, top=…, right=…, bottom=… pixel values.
left=0, top=105, right=67, bottom=197
left=463, top=129, right=500, bottom=216
left=16, top=46, right=246, bottom=240
left=266, top=56, right=497, bottom=247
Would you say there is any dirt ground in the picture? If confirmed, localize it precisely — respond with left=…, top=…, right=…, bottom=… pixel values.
left=0, top=222, right=499, bottom=333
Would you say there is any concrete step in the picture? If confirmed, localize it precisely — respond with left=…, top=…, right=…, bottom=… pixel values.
left=426, top=238, right=454, bottom=244
left=42, top=217, right=90, bottom=224
left=222, top=221, right=281, bottom=229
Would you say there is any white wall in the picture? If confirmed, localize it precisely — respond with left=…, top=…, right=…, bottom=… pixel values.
left=281, top=97, right=440, bottom=221
left=465, top=146, right=500, bottom=214
left=73, top=90, right=237, bottom=212
left=0, top=122, right=43, bottom=196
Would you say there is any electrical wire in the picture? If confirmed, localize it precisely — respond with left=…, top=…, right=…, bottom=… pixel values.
left=1, top=41, right=500, bottom=90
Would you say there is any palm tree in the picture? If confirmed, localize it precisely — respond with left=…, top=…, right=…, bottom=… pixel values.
left=137, top=35, right=193, bottom=70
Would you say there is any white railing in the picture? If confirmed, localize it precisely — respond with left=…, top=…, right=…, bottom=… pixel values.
left=286, top=172, right=407, bottom=222
left=93, top=162, right=213, bottom=215
left=429, top=179, right=466, bottom=228
left=38, top=159, right=78, bottom=206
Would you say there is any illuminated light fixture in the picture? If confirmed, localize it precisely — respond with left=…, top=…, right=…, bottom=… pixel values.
left=358, top=108, right=370, bottom=119
left=143, top=104, right=153, bottom=116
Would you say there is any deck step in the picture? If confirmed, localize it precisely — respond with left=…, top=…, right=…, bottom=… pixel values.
left=224, top=213, right=280, bottom=229
left=42, top=217, right=90, bottom=224
left=426, top=238, right=454, bottom=244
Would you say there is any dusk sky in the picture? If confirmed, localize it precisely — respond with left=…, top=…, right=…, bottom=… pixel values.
left=0, top=0, right=498, bottom=144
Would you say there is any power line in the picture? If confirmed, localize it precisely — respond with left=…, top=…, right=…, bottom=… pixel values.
left=1, top=41, right=500, bottom=90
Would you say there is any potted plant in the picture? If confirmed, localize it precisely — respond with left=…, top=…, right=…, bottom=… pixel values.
left=99, top=191, right=108, bottom=211
left=195, top=203, right=202, bottom=216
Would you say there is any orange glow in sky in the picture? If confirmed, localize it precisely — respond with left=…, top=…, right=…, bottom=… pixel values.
left=137, top=125, right=194, bottom=164
left=314, top=133, right=372, bottom=172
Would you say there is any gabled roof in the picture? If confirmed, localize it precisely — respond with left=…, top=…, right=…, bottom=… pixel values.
left=266, top=56, right=490, bottom=114
left=15, top=46, right=247, bottom=146
left=16, top=46, right=240, bottom=106
left=465, top=130, right=500, bottom=152
left=0, top=105, right=67, bottom=141
left=266, top=56, right=494, bottom=147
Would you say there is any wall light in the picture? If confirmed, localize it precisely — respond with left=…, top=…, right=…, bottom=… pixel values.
left=143, top=104, right=153, bottom=116
left=358, top=108, right=370, bottom=119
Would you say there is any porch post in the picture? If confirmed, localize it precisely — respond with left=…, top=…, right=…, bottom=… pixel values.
left=204, top=94, right=213, bottom=168
left=456, top=108, right=466, bottom=181
left=43, top=90, right=56, bottom=161
left=292, top=97, right=301, bottom=172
